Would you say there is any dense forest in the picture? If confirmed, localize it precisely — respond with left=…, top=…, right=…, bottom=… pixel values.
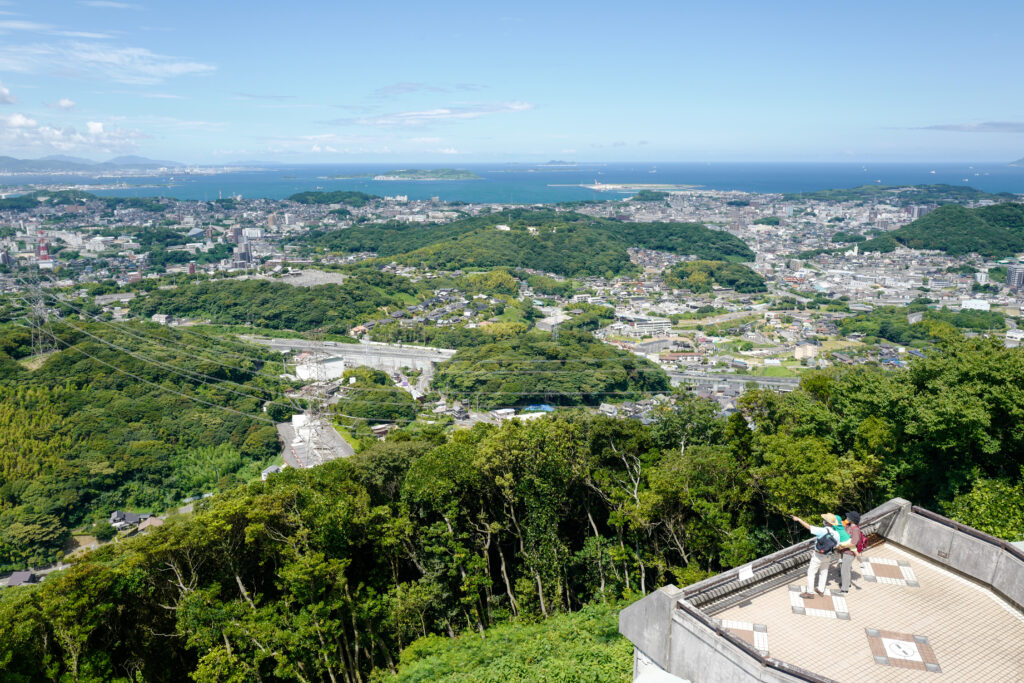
left=0, top=190, right=169, bottom=213
left=525, top=274, right=575, bottom=297
left=839, top=305, right=1006, bottom=345
left=0, top=322, right=285, bottom=570
left=433, top=329, right=670, bottom=409
left=782, top=184, right=1015, bottom=206
left=287, top=191, right=380, bottom=207
left=300, top=209, right=754, bottom=278
left=876, top=202, right=1024, bottom=258
left=130, top=272, right=422, bottom=335
left=384, top=601, right=631, bottom=682
left=336, top=367, right=418, bottom=423
left=0, top=338, right=1021, bottom=681
left=368, top=322, right=494, bottom=349
left=664, top=260, right=767, bottom=293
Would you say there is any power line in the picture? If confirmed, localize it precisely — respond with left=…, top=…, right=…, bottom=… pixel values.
left=30, top=282, right=302, bottom=391
left=33, top=296, right=664, bottom=387
left=55, top=316, right=293, bottom=408
left=37, top=274, right=287, bottom=368
left=18, top=282, right=337, bottom=417
left=33, top=277, right=673, bottom=371
left=23, top=315, right=680, bottom=418
left=27, top=318, right=279, bottom=425
left=36, top=320, right=418, bottom=424
left=16, top=283, right=680, bottom=410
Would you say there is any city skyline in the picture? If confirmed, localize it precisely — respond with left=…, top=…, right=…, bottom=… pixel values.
left=1, top=0, right=1022, bottom=163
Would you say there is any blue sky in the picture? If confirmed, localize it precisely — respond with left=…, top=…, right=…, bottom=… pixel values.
left=0, top=0, right=1022, bottom=163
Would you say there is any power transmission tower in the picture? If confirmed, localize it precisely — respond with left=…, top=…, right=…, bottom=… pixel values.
left=27, top=272, right=55, bottom=357
left=299, top=328, right=340, bottom=467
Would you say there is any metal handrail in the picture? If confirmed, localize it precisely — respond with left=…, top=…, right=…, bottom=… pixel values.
left=683, top=504, right=902, bottom=601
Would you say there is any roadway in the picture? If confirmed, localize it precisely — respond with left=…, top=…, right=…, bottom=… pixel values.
left=244, top=337, right=457, bottom=370
left=669, top=370, right=801, bottom=392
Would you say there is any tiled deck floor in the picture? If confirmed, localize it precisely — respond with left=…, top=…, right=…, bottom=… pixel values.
left=710, top=542, right=1024, bottom=682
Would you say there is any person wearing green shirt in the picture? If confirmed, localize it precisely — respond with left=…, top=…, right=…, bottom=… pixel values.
left=793, top=512, right=845, bottom=597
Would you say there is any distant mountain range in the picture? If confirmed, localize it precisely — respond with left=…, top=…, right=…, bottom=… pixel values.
left=0, top=155, right=184, bottom=173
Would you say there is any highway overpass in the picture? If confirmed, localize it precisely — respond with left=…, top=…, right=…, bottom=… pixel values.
left=669, top=370, right=801, bottom=392
left=245, top=337, right=457, bottom=381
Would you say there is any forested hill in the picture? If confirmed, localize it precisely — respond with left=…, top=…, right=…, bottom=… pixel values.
left=300, top=209, right=754, bottom=277
left=782, top=183, right=1016, bottom=206
left=129, top=270, right=422, bottom=336
left=286, top=190, right=379, bottom=206
left=0, top=322, right=286, bottom=570
left=1, top=338, right=1021, bottom=681
left=874, top=202, right=1024, bottom=257
left=433, top=329, right=670, bottom=409
left=665, top=260, right=767, bottom=293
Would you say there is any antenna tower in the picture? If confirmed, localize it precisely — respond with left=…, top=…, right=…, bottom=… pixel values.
left=302, top=327, right=336, bottom=467
left=28, top=271, right=55, bottom=357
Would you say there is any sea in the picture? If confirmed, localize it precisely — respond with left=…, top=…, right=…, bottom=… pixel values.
left=6, top=162, right=1024, bottom=204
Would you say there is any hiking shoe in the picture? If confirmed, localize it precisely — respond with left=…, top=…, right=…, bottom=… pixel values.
left=799, top=592, right=815, bottom=599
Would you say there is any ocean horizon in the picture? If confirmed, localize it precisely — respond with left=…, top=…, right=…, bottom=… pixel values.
left=6, top=161, right=1024, bottom=204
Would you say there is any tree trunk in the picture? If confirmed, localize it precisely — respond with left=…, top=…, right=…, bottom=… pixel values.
left=496, top=542, right=520, bottom=616
left=585, top=508, right=606, bottom=598
left=535, top=572, right=548, bottom=617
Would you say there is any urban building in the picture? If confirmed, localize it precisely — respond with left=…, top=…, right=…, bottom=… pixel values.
left=1007, top=264, right=1024, bottom=291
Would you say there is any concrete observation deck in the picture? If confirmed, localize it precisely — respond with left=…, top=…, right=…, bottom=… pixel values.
left=620, top=499, right=1024, bottom=683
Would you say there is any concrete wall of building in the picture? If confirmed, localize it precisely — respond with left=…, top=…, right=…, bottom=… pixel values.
left=665, top=611, right=804, bottom=683
left=620, top=586, right=816, bottom=683
left=887, top=507, right=1024, bottom=610
left=620, top=498, right=1024, bottom=682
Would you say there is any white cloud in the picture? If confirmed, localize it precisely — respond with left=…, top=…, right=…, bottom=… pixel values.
left=328, top=101, right=533, bottom=128
left=369, top=82, right=487, bottom=99
left=142, top=92, right=185, bottom=99
left=0, top=41, right=214, bottom=85
left=0, top=20, right=51, bottom=32
left=919, top=121, right=1024, bottom=133
left=5, top=113, right=36, bottom=128
left=438, top=147, right=459, bottom=154
left=52, top=31, right=113, bottom=39
left=57, top=98, right=76, bottom=109
left=234, top=92, right=295, bottom=101
left=79, top=1, right=141, bottom=8
left=0, top=20, right=111, bottom=39
left=0, top=114, right=143, bottom=154
left=0, top=81, right=14, bottom=104
left=124, top=115, right=225, bottom=131
left=262, top=132, right=393, bottom=156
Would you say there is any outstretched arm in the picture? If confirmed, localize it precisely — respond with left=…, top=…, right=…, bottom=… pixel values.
left=791, top=515, right=811, bottom=531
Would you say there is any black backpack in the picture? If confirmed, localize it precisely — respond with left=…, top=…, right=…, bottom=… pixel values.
left=814, top=529, right=837, bottom=554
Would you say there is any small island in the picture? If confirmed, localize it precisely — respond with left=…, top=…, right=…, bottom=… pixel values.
left=373, top=168, right=481, bottom=181
left=1011, top=157, right=1024, bottom=167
